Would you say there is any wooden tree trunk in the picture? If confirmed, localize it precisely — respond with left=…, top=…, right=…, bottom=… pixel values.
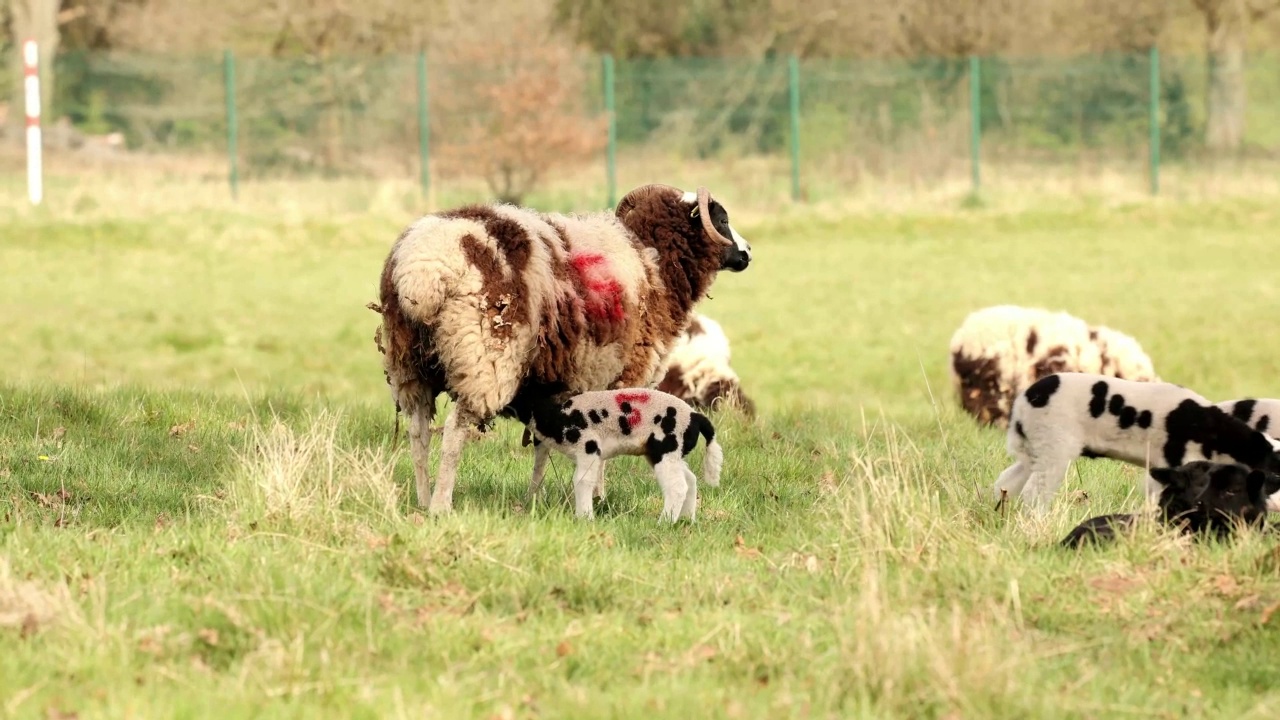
left=1204, top=8, right=1247, bottom=152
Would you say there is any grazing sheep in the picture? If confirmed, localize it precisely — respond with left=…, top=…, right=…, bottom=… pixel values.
left=655, top=313, right=756, bottom=418
left=371, top=184, right=752, bottom=514
left=521, top=388, right=723, bottom=522
left=949, top=304, right=1158, bottom=428
left=993, top=372, right=1280, bottom=515
left=1060, top=461, right=1280, bottom=548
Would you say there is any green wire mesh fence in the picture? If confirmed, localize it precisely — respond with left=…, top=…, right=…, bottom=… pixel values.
left=4, top=48, right=1280, bottom=205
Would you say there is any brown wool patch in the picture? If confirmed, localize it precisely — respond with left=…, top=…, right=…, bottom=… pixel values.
left=952, top=351, right=1007, bottom=427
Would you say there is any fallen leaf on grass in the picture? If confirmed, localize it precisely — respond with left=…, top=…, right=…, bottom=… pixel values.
left=1235, top=595, right=1261, bottom=611
left=197, top=628, right=220, bottom=647
left=555, top=640, right=572, bottom=657
left=1089, top=574, right=1140, bottom=595
left=1261, top=601, right=1280, bottom=626
left=1211, top=574, right=1243, bottom=598
left=734, top=535, right=762, bottom=559
left=168, top=421, right=195, bottom=438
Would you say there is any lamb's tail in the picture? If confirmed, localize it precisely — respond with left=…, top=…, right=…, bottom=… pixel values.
left=691, top=411, right=722, bottom=487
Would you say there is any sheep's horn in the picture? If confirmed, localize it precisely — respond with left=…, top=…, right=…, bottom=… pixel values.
left=697, top=186, right=732, bottom=246
left=615, top=183, right=680, bottom=222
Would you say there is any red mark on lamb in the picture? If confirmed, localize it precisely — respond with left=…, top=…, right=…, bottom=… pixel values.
left=614, top=391, right=649, bottom=428
left=570, top=253, right=625, bottom=322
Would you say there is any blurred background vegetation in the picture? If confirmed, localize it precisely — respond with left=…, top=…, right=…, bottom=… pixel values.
left=1, top=0, right=1279, bottom=206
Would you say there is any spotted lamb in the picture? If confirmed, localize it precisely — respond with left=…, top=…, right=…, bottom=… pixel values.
left=521, top=388, right=723, bottom=523
left=655, top=313, right=756, bottom=417
left=1216, top=398, right=1280, bottom=439
left=372, top=184, right=751, bottom=514
left=1060, top=460, right=1280, bottom=548
left=949, top=304, right=1158, bottom=428
left=994, top=372, right=1280, bottom=515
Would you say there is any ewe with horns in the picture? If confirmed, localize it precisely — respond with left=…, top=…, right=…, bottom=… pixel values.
left=371, top=184, right=752, bottom=514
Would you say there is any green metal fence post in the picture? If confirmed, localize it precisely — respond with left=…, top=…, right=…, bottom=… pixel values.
left=969, top=55, right=981, bottom=193
left=1149, top=46, right=1160, bottom=196
left=603, top=53, right=617, bottom=209
left=788, top=54, right=801, bottom=202
left=223, top=49, right=238, bottom=200
left=417, top=51, right=430, bottom=198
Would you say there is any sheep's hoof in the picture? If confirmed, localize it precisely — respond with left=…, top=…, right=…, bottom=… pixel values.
left=994, top=489, right=1009, bottom=514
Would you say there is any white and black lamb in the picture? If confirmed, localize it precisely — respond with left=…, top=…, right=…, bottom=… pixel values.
left=654, top=313, right=756, bottom=417
left=371, top=184, right=752, bottom=514
left=949, top=304, right=1158, bottom=428
left=1216, top=398, right=1280, bottom=439
left=994, top=372, right=1280, bottom=514
left=521, top=388, right=724, bottom=523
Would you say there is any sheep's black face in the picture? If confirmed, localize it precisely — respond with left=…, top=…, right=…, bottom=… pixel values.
left=683, top=190, right=751, bottom=272
left=711, top=202, right=751, bottom=272
left=1151, top=461, right=1278, bottom=537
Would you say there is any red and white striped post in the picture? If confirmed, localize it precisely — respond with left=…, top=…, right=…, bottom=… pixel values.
left=23, top=39, right=43, bottom=206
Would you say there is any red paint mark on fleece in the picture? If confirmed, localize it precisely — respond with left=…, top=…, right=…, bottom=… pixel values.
left=615, top=391, right=650, bottom=428
left=570, top=253, right=625, bottom=322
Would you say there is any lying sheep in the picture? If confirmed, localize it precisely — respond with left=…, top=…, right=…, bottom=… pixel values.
left=993, top=372, right=1280, bottom=515
left=655, top=313, right=756, bottom=418
left=521, top=388, right=723, bottom=523
left=372, top=184, right=751, bottom=514
left=949, top=304, right=1158, bottom=428
left=1060, top=460, right=1280, bottom=548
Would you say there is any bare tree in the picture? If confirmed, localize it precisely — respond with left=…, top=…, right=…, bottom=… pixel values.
left=1191, top=0, right=1279, bottom=152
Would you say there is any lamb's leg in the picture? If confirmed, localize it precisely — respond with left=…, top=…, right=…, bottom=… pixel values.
left=429, top=403, right=476, bottom=515
left=994, top=459, right=1032, bottom=503
left=1018, top=455, right=1074, bottom=515
left=525, top=442, right=552, bottom=507
left=408, top=404, right=435, bottom=508
left=593, top=459, right=608, bottom=501
left=572, top=458, right=599, bottom=519
left=679, top=463, right=699, bottom=521
left=654, top=457, right=690, bottom=523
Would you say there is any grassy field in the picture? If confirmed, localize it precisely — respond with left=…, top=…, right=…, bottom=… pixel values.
left=5, top=178, right=1280, bottom=718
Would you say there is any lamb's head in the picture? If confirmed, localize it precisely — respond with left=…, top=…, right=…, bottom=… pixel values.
left=1150, top=461, right=1280, bottom=538
left=615, top=184, right=752, bottom=273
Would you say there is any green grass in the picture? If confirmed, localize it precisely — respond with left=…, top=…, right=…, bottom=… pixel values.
left=5, top=191, right=1280, bottom=718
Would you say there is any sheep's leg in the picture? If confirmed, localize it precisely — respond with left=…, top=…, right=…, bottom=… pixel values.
left=408, top=404, right=436, bottom=508
left=572, top=458, right=599, bottom=520
left=593, top=459, right=608, bottom=501
left=654, top=457, right=690, bottom=523
left=1018, top=455, right=1074, bottom=515
left=429, top=403, right=476, bottom=515
left=679, top=463, right=699, bottom=521
left=525, top=442, right=552, bottom=507
left=993, top=460, right=1032, bottom=504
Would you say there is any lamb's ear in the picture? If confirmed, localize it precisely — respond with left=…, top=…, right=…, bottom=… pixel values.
left=1262, top=470, right=1280, bottom=498
left=1148, top=466, right=1177, bottom=487
left=1247, top=469, right=1269, bottom=502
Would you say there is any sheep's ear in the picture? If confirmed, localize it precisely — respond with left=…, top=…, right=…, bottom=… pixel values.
left=1148, top=466, right=1176, bottom=487
left=1247, top=469, right=1268, bottom=502
left=1262, top=471, right=1280, bottom=498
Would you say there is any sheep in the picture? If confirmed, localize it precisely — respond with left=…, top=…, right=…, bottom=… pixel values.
left=993, top=372, right=1280, bottom=515
left=949, top=304, right=1158, bottom=429
left=1059, top=460, right=1280, bottom=549
left=1216, top=398, right=1280, bottom=438
left=520, top=387, right=723, bottom=522
left=654, top=313, right=756, bottom=418
left=371, top=183, right=752, bottom=514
